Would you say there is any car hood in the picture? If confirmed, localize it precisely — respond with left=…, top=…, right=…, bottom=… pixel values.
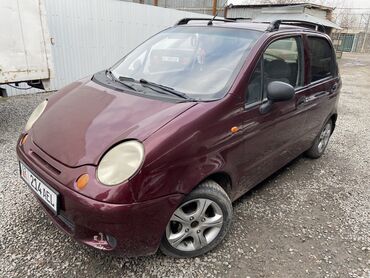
left=32, top=79, right=196, bottom=167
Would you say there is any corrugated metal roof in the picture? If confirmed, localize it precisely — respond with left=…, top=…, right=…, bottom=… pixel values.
left=253, top=13, right=341, bottom=29
left=229, top=3, right=334, bottom=11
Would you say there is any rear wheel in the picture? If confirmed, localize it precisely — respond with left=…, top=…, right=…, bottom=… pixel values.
left=306, top=119, right=333, bottom=159
left=160, top=180, right=232, bottom=258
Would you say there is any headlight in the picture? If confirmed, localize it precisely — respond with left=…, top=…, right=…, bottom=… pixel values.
left=97, top=141, right=144, bottom=186
left=25, top=100, right=48, bottom=131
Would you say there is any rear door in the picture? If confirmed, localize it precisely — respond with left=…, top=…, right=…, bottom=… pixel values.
left=301, top=35, right=340, bottom=142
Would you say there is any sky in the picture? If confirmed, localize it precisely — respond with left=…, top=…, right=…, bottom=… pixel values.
left=228, top=0, right=370, bottom=9
left=351, top=0, right=370, bottom=9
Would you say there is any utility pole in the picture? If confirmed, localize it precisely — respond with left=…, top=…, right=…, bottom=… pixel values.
left=212, top=0, right=217, bottom=16
left=361, top=14, right=370, bottom=53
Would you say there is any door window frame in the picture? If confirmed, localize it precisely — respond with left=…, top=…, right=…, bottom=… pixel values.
left=306, top=35, right=338, bottom=86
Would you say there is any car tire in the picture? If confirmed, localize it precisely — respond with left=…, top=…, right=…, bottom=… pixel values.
left=305, top=119, right=333, bottom=159
left=160, top=180, right=232, bottom=258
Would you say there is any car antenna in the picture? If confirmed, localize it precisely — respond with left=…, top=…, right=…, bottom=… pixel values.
left=208, top=1, right=233, bottom=26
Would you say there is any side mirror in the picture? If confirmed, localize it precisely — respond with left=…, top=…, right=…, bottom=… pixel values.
left=260, top=81, right=295, bottom=114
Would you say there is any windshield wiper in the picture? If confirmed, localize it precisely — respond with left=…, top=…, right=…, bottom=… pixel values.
left=139, top=79, right=193, bottom=100
left=106, top=70, right=138, bottom=92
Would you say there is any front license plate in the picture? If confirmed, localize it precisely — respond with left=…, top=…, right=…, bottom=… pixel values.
left=19, top=162, right=59, bottom=214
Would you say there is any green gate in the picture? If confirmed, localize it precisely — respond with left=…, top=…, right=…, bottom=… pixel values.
left=338, top=34, right=355, bottom=52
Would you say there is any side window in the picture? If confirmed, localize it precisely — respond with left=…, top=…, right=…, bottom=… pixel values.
left=245, top=36, right=302, bottom=106
left=308, top=37, right=334, bottom=82
left=263, top=37, right=302, bottom=93
left=245, top=59, right=262, bottom=105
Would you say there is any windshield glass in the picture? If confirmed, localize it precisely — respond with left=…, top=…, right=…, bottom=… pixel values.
left=111, top=26, right=261, bottom=100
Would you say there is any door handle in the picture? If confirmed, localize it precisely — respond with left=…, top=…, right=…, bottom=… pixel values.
left=296, top=96, right=307, bottom=107
left=331, top=83, right=338, bottom=93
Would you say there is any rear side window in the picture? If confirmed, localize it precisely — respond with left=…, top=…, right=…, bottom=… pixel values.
left=308, top=37, right=335, bottom=82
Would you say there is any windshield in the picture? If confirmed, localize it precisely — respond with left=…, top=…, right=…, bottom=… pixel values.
left=111, top=26, right=261, bottom=100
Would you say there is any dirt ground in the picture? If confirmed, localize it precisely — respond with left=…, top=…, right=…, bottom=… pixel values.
left=0, top=53, right=369, bottom=278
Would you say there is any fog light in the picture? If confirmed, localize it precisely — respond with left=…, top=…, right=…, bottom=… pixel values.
left=76, top=174, right=89, bottom=190
left=93, top=232, right=117, bottom=249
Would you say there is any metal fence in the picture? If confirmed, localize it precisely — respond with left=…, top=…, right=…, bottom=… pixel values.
left=4, top=0, right=206, bottom=96
left=332, top=31, right=370, bottom=53
left=331, top=12, right=370, bottom=54
left=129, top=0, right=224, bottom=15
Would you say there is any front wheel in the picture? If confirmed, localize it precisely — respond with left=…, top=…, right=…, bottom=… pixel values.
left=160, top=180, right=232, bottom=258
left=305, top=119, right=333, bottom=159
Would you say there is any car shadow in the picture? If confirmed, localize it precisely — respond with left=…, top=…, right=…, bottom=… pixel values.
left=232, top=154, right=307, bottom=207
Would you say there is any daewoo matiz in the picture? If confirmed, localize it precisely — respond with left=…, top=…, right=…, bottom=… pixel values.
left=17, top=18, right=341, bottom=258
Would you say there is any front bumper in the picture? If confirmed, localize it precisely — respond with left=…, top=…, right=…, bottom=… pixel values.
left=17, top=140, right=184, bottom=257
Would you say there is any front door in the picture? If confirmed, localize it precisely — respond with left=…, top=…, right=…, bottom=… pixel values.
left=235, top=35, right=310, bottom=197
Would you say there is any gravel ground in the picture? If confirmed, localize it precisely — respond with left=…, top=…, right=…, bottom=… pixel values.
left=0, top=53, right=369, bottom=278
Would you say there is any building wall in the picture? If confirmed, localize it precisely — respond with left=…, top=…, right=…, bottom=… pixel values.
left=225, top=7, right=261, bottom=19
left=4, top=0, right=206, bottom=96
left=304, top=7, right=328, bottom=19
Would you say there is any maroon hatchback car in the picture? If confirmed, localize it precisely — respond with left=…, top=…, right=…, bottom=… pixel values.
left=17, top=18, right=341, bottom=258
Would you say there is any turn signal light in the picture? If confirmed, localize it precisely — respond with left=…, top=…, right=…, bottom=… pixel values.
left=21, top=134, right=28, bottom=145
left=230, top=126, right=239, bottom=133
left=76, top=174, right=89, bottom=190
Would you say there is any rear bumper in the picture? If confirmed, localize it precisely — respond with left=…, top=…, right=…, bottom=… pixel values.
left=17, top=143, right=184, bottom=257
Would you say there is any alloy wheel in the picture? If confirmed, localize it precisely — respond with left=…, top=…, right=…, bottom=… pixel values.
left=165, top=198, right=224, bottom=252
left=317, top=122, right=332, bottom=153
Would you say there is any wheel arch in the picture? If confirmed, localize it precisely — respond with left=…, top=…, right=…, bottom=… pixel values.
left=198, top=171, right=233, bottom=199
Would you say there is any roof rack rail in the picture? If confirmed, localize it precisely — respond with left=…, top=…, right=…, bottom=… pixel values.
left=176, top=18, right=235, bottom=26
left=266, top=19, right=326, bottom=33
